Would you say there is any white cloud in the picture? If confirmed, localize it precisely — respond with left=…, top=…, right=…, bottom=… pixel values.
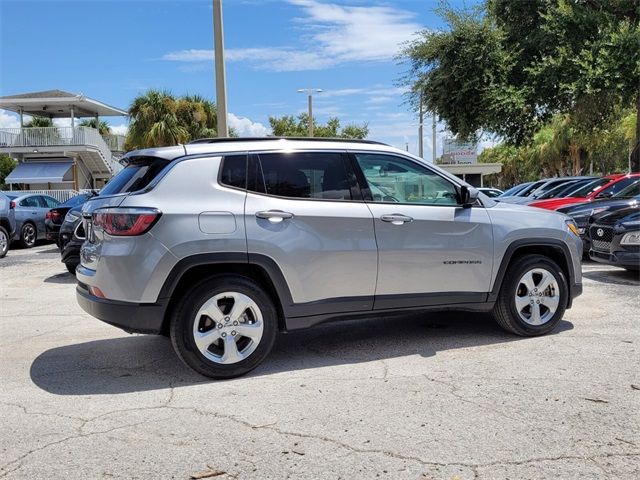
left=162, top=1, right=421, bottom=72
left=109, top=123, right=129, bottom=135
left=0, top=110, right=20, bottom=128
left=228, top=113, right=270, bottom=137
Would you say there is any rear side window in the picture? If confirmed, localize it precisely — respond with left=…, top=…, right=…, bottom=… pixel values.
left=100, top=157, right=169, bottom=196
left=251, top=152, right=353, bottom=201
left=219, top=155, right=247, bottom=189
left=41, top=196, right=60, bottom=208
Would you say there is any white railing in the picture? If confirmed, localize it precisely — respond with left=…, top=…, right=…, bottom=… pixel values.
left=0, top=189, right=96, bottom=203
left=0, top=126, right=123, bottom=174
left=102, top=134, right=126, bottom=152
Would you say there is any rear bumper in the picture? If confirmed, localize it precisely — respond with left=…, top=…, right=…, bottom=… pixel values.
left=76, top=284, right=167, bottom=334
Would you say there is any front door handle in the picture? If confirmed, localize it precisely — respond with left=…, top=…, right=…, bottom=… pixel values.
left=256, top=210, right=294, bottom=223
left=380, top=214, right=414, bottom=225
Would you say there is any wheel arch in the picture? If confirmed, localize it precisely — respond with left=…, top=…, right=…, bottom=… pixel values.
left=158, top=253, right=291, bottom=336
left=489, top=239, right=575, bottom=307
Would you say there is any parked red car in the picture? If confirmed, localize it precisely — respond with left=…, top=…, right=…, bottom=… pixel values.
left=528, top=174, right=640, bottom=211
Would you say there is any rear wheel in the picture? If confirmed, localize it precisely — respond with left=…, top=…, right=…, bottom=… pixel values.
left=0, top=226, right=8, bottom=258
left=19, top=222, right=37, bottom=248
left=493, top=254, right=568, bottom=336
left=170, top=275, right=278, bottom=379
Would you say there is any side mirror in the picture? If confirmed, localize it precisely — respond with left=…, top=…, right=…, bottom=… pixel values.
left=595, top=191, right=613, bottom=199
left=457, top=185, right=479, bottom=208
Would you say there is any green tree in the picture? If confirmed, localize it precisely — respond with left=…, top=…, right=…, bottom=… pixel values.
left=402, top=0, right=640, bottom=169
left=268, top=114, right=368, bottom=139
left=78, top=119, right=112, bottom=135
left=126, top=90, right=190, bottom=150
left=126, top=90, right=237, bottom=150
left=0, top=154, right=17, bottom=188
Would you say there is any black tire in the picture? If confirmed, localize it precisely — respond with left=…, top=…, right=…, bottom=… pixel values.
left=65, top=261, right=78, bottom=275
left=0, top=226, right=8, bottom=258
left=492, top=254, right=568, bottom=336
left=170, top=275, right=278, bottom=379
left=19, top=222, right=37, bottom=248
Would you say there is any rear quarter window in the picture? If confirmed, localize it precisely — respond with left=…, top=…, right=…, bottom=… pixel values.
left=100, top=157, right=170, bottom=196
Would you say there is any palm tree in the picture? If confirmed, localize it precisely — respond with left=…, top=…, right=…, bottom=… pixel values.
left=78, top=119, right=112, bottom=135
left=126, top=89, right=190, bottom=150
left=23, top=117, right=54, bottom=128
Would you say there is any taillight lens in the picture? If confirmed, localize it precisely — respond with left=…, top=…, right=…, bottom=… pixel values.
left=45, top=212, right=51, bottom=219
left=93, top=207, right=161, bottom=236
left=9, top=201, right=15, bottom=209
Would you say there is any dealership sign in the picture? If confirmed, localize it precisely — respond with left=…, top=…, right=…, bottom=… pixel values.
left=442, top=138, right=478, bottom=164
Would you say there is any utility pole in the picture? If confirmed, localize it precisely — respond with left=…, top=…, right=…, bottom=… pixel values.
left=298, top=88, right=322, bottom=137
left=432, top=112, right=437, bottom=163
left=213, top=0, right=228, bottom=137
left=418, top=91, right=424, bottom=158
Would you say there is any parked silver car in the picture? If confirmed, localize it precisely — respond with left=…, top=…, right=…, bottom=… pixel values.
left=77, top=138, right=583, bottom=379
left=6, top=193, right=60, bottom=248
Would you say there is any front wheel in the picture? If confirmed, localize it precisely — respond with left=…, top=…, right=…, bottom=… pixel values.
left=170, top=275, right=278, bottom=379
left=19, top=223, right=37, bottom=248
left=0, top=226, right=9, bottom=258
left=493, top=254, right=568, bottom=336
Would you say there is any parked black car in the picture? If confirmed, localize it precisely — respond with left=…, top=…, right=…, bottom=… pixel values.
left=558, top=180, right=640, bottom=254
left=45, top=193, right=96, bottom=246
left=589, top=206, right=640, bottom=271
left=58, top=204, right=85, bottom=274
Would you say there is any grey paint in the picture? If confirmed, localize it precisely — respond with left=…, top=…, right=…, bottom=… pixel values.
left=367, top=203, right=494, bottom=295
left=245, top=191, right=378, bottom=304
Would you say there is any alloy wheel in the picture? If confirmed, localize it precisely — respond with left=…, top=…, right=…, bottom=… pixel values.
left=514, top=268, right=560, bottom=325
left=22, top=224, right=36, bottom=247
left=192, top=291, right=264, bottom=364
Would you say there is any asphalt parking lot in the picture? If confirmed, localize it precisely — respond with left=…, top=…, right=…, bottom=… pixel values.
left=1, top=245, right=639, bottom=480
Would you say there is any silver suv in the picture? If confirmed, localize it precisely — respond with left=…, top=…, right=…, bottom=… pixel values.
left=77, top=138, right=583, bottom=378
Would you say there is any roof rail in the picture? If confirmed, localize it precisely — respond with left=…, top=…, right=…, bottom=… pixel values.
left=188, top=136, right=389, bottom=146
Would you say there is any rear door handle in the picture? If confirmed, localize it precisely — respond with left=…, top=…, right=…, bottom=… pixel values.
left=380, top=214, right=414, bottom=225
left=255, top=210, right=294, bottom=223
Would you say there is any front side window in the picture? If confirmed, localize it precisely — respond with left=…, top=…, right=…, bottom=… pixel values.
left=354, top=153, right=458, bottom=205
left=20, top=196, right=39, bottom=207
left=252, top=152, right=353, bottom=201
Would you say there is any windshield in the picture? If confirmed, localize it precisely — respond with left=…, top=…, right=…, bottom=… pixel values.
left=62, top=194, right=90, bottom=207
left=536, top=181, right=576, bottom=200
left=517, top=181, right=546, bottom=197
left=612, top=179, right=640, bottom=198
left=501, top=183, right=530, bottom=196
left=569, top=178, right=610, bottom=197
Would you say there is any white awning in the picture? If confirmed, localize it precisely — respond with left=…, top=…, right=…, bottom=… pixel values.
left=5, top=161, right=74, bottom=184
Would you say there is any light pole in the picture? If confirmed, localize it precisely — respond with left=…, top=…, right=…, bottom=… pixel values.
left=432, top=111, right=437, bottom=163
left=213, top=0, right=228, bottom=137
left=297, top=88, right=322, bottom=137
left=418, top=91, right=424, bottom=158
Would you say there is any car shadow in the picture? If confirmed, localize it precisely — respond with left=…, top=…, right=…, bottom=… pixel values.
left=43, top=272, right=76, bottom=284
left=30, top=312, right=573, bottom=396
left=582, top=268, right=639, bottom=286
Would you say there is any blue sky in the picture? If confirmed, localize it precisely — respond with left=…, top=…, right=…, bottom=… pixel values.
left=0, top=0, right=481, bottom=158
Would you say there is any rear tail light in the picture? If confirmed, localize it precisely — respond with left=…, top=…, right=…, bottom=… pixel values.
left=46, top=210, right=61, bottom=220
left=9, top=201, right=15, bottom=209
left=93, top=207, right=161, bottom=236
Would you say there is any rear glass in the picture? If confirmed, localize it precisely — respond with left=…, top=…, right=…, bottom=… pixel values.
left=100, top=157, right=169, bottom=196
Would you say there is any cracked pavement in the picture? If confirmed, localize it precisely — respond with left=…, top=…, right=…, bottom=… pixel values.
left=1, top=244, right=639, bottom=479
